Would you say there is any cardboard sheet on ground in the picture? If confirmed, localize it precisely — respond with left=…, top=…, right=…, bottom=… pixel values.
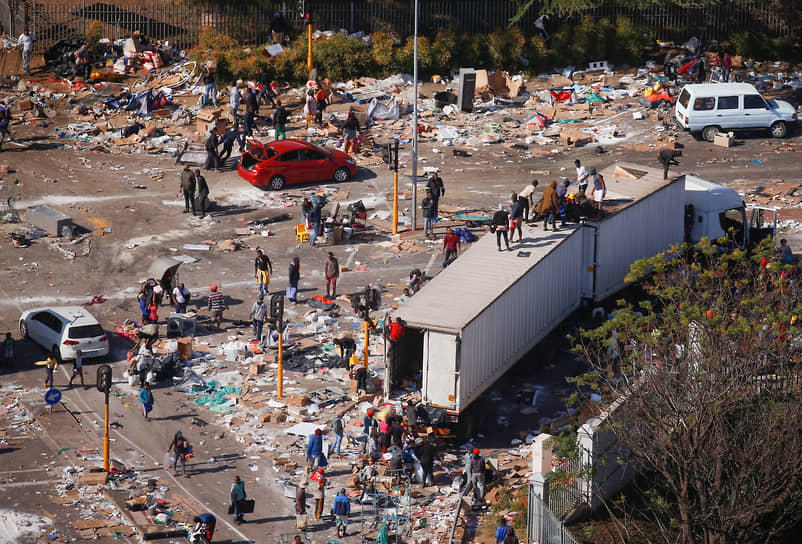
left=474, top=69, right=489, bottom=94
left=285, top=422, right=328, bottom=437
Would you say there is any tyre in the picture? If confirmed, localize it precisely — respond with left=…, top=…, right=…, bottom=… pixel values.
left=702, top=125, right=720, bottom=142
left=60, top=224, right=74, bottom=238
left=268, top=175, right=285, bottom=190
left=19, top=320, right=28, bottom=338
left=770, top=121, right=787, bottom=139
left=333, top=167, right=350, bottom=183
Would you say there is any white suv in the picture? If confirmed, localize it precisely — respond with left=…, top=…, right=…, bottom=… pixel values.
left=19, top=306, right=109, bottom=361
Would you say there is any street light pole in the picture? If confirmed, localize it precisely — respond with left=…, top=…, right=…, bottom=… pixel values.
left=411, top=0, right=419, bottom=231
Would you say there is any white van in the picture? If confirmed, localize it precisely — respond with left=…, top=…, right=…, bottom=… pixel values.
left=675, top=83, right=797, bottom=141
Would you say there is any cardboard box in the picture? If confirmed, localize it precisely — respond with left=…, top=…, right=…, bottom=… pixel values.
left=713, top=132, right=734, bottom=147
left=249, top=362, right=265, bottom=375
left=177, top=337, right=192, bottom=361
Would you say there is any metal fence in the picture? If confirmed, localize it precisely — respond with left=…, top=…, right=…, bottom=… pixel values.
left=547, top=455, right=589, bottom=522
left=2, top=0, right=799, bottom=55
left=528, top=485, right=582, bottom=544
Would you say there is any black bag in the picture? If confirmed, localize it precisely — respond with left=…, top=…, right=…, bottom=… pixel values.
left=228, top=499, right=255, bottom=514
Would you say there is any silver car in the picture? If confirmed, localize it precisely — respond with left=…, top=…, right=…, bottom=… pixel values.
left=19, top=306, right=109, bottom=361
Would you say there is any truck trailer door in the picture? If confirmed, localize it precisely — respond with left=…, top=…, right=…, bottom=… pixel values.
left=422, top=331, right=459, bottom=410
left=581, top=224, right=599, bottom=300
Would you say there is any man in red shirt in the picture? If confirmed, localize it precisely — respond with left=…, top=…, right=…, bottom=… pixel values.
left=442, top=228, right=461, bottom=267
left=386, top=317, right=406, bottom=387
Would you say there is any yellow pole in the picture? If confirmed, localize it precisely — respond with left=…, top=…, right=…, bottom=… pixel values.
left=307, top=22, right=313, bottom=72
left=363, top=319, right=370, bottom=369
left=392, top=170, right=399, bottom=234
left=277, top=330, right=284, bottom=398
left=103, top=396, right=110, bottom=472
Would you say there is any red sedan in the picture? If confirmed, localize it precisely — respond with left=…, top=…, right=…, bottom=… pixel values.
left=237, top=138, right=357, bottom=190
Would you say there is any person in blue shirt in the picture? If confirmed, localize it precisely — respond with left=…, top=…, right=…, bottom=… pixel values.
left=139, top=382, right=154, bottom=422
left=219, top=124, right=245, bottom=164
left=494, top=518, right=509, bottom=544
left=192, top=513, right=216, bottom=541
left=332, top=488, right=351, bottom=537
left=306, top=428, right=323, bottom=472
left=229, top=475, right=246, bottom=524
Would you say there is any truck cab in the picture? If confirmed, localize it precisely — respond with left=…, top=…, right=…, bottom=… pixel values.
left=684, top=174, right=777, bottom=247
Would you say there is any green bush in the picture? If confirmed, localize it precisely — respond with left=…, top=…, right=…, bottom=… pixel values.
left=431, top=28, right=458, bottom=76
left=613, top=17, right=647, bottom=66
left=394, top=35, right=433, bottom=75
left=370, top=31, right=397, bottom=77
left=312, top=34, right=371, bottom=81
left=730, top=31, right=771, bottom=59
left=487, top=27, right=526, bottom=71
left=770, top=35, right=796, bottom=60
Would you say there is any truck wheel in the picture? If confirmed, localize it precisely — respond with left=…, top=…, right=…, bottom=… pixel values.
left=770, top=121, right=787, bottom=139
left=268, top=175, right=285, bottom=190
left=702, top=126, right=720, bottom=142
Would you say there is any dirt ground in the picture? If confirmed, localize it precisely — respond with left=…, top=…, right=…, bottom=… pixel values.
left=1, top=66, right=801, bottom=544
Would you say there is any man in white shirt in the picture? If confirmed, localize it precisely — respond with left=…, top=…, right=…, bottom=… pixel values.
left=228, top=81, right=241, bottom=127
left=18, top=29, right=35, bottom=74
left=517, top=180, right=539, bottom=222
left=172, top=283, right=190, bottom=313
left=575, top=159, right=589, bottom=197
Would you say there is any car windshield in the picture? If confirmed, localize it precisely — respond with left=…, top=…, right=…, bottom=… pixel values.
left=68, top=324, right=105, bottom=339
left=306, top=142, right=335, bottom=157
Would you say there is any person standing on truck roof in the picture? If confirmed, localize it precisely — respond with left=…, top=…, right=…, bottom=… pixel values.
left=509, top=193, right=524, bottom=245
left=517, top=180, right=538, bottom=222
left=590, top=167, right=606, bottom=218
left=659, top=149, right=682, bottom=180
left=535, top=180, right=559, bottom=231
left=575, top=159, right=589, bottom=197
left=442, top=228, right=461, bottom=267
left=492, top=203, right=511, bottom=251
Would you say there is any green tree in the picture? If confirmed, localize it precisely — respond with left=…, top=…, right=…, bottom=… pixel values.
left=574, top=240, right=802, bottom=544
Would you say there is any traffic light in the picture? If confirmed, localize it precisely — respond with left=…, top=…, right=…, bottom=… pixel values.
left=97, top=364, right=112, bottom=394
left=296, top=0, right=305, bottom=19
left=270, top=294, right=284, bottom=321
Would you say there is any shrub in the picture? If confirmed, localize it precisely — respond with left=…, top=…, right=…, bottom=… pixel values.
left=770, top=35, right=796, bottom=60
left=613, top=17, right=647, bottom=66
left=395, top=35, right=433, bottom=75
left=487, top=27, right=526, bottom=71
left=370, top=31, right=397, bottom=77
left=312, top=34, right=371, bottom=81
left=431, top=28, right=458, bottom=76
left=86, top=20, right=103, bottom=49
left=270, top=34, right=310, bottom=84
left=730, top=31, right=770, bottom=59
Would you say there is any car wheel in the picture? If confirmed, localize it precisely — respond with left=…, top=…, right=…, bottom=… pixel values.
left=333, top=167, right=350, bottom=183
left=60, top=224, right=74, bottom=239
left=702, top=125, right=720, bottom=142
left=268, top=175, right=285, bottom=190
left=19, top=320, right=28, bottom=338
left=770, top=121, right=787, bottom=139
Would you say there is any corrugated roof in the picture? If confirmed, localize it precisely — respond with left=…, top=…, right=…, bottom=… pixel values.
left=396, top=163, right=672, bottom=332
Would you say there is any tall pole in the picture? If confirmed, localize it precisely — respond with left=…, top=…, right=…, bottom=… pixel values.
left=103, top=391, right=110, bottom=472
left=411, top=0, right=419, bottom=231
left=392, top=139, right=399, bottom=234
left=363, top=319, right=370, bottom=369
left=277, top=328, right=284, bottom=398
left=307, top=20, right=313, bottom=72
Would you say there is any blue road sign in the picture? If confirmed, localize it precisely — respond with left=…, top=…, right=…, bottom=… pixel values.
left=45, top=388, right=62, bottom=406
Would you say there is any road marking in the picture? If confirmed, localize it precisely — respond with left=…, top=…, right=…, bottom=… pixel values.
left=345, top=246, right=360, bottom=268
left=59, top=385, right=255, bottom=543
left=0, top=468, right=52, bottom=475
left=0, top=480, right=58, bottom=488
